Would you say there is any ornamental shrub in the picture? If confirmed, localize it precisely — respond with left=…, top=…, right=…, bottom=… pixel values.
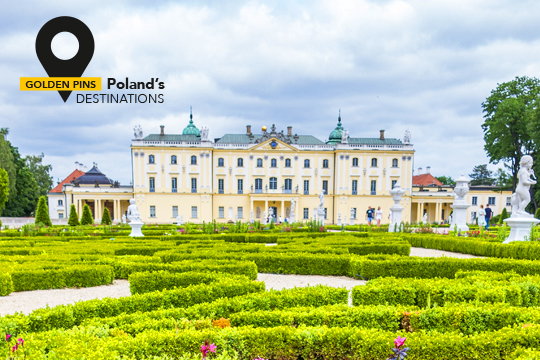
left=535, top=208, right=540, bottom=220
left=101, top=207, right=112, bottom=225
left=80, top=204, right=94, bottom=225
left=67, top=204, right=79, bottom=226
left=501, top=207, right=510, bottom=221
left=34, top=196, right=52, bottom=227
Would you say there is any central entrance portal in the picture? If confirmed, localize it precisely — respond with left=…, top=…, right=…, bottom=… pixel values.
left=269, top=206, right=278, bottom=222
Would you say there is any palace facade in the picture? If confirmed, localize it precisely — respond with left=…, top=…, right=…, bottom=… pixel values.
left=48, top=112, right=512, bottom=225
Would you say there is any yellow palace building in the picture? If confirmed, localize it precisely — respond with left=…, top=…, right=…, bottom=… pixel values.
left=48, top=111, right=511, bottom=225
left=129, top=112, right=415, bottom=224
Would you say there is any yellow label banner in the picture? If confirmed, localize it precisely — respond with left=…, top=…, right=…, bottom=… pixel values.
left=20, top=77, right=101, bottom=91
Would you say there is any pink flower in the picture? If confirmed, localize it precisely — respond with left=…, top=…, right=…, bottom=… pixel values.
left=394, top=336, right=406, bottom=348
left=11, top=344, right=17, bottom=353
left=5, top=333, right=11, bottom=342
left=17, top=338, right=24, bottom=346
left=201, top=339, right=217, bottom=359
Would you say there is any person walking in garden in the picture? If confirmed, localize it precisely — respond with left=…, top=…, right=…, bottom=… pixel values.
left=484, top=204, right=492, bottom=230
left=366, top=206, right=374, bottom=225
left=376, top=206, right=383, bottom=227
left=478, top=205, right=486, bottom=228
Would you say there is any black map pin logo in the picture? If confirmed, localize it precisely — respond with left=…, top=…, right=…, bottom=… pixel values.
left=35, top=16, right=94, bottom=102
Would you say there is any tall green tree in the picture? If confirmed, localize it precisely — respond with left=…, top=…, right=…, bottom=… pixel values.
left=435, top=176, right=456, bottom=186
left=67, top=204, right=79, bottom=226
left=80, top=204, right=94, bottom=225
left=0, top=168, right=9, bottom=215
left=25, top=153, right=53, bottom=197
left=469, top=164, right=494, bottom=186
left=35, top=195, right=52, bottom=227
left=0, top=128, right=16, bottom=196
left=2, top=146, right=39, bottom=217
left=481, top=76, right=540, bottom=191
left=493, top=168, right=513, bottom=192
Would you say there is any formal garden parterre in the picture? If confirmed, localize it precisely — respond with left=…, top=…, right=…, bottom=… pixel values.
left=3, top=222, right=540, bottom=359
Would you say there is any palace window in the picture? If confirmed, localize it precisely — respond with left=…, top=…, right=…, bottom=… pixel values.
left=218, top=179, right=224, bottom=194
left=255, top=178, right=263, bottom=193
left=59, top=213, right=64, bottom=219
left=322, top=159, right=329, bottom=168
left=150, top=206, right=156, bottom=218
left=304, top=159, right=310, bottom=168
left=191, top=206, right=197, bottom=218
left=371, top=158, right=378, bottom=167
left=219, top=206, right=224, bottom=218
left=58, top=199, right=63, bottom=206
left=238, top=207, right=243, bottom=218
left=472, top=196, right=478, bottom=205
left=149, top=155, right=155, bottom=164
left=149, top=177, right=155, bottom=192
left=304, top=180, right=309, bottom=195
left=392, top=180, right=397, bottom=189
left=324, top=208, right=327, bottom=219
left=352, top=208, right=357, bottom=219
left=352, top=158, right=359, bottom=167
left=322, top=180, right=328, bottom=195
left=271, top=159, right=277, bottom=167
left=370, top=180, right=377, bottom=195
left=285, top=158, right=291, bottom=167
left=257, top=158, right=263, bottom=167
left=237, top=158, right=243, bottom=167
left=191, top=155, right=197, bottom=165
left=352, top=180, right=358, bottom=195
left=303, top=208, right=309, bottom=219
left=269, top=177, right=277, bottom=190
left=392, top=158, right=398, bottom=167
left=191, top=178, right=197, bottom=193
left=218, top=158, right=224, bottom=167
left=488, top=197, right=496, bottom=205
left=238, top=179, right=243, bottom=194
left=172, top=206, right=178, bottom=217
left=172, top=177, right=177, bottom=192
left=171, top=155, right=177, bottom=164
left=506, top=197, right=511, bottom=206
left=284, top=179, right=292, bottom=193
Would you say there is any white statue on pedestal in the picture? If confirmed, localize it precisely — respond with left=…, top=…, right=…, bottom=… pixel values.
left=350, top=208, right=355, bottom=226
left=290, top=197, right=296, bottom=223
left=317, top=191, right=325, bottom=224
left=422, top=213, right=427, bottom=223
left=250, top=210, right=254, bottom=223
left=262, top=211, right=267, bottom=225
left=337, top=212, right=342, bottom=226
left=504, top=155, right=540, bottom=243
left=388, top=183, right=406, bottom=232
left=127, top=199, right=144, bottom=237
left=121, top=214, right=127, bottom=224
left=449, top=174, right=470, bottom=232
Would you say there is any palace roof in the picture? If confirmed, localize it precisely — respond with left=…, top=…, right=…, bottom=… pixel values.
left=48, top=169, right=85, bottom=194
left=76, top=165, right=112, bottom=185
left=216, top=134, right=325, bottom=145
left=412, top=173, right=443, bottom=186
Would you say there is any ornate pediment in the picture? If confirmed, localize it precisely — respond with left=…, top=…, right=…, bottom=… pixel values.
left=252, top=138, right=297, bottom=151
left=254, top=124, right=294, bottom=144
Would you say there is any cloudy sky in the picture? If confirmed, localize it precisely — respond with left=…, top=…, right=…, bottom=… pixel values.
left=1, top=0, right=540, bottom=185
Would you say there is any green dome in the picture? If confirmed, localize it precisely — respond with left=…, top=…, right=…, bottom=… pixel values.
left=182, top=109, right=200, bottom=137
left=327, top=112, right=343, bottom=144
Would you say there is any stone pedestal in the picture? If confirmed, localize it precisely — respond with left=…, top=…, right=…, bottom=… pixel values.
left=449, top=204, right=469, bottom=232
left=290, top=213, right=295, bottom=223
left=349, top=217, right=354, bottom=226
left=503, top=217, right=540, bottom=243
left=337, top=213, right=342, bottom=226
left=262, top=211, right=267, bottom=225
left=317, top=209, right=325, bottom=225
left=129, top=221, right=144, bottom=237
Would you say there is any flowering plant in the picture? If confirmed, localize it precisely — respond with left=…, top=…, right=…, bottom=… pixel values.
left=201, top=339, right=217, bottom=359
left=387, top=336, right=409, bottom=360
left=4, top=334, right=25, bottom=359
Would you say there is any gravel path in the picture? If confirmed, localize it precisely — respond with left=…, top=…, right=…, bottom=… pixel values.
left=0, top=280, right=131, bottom=316
left=0, top=246, right=478, bottom=316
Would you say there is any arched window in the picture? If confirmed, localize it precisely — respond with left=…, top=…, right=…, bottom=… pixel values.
left=304, top=159, right=310, bottom=168
left=269, top=177, right=277, bottom=190
left=271, top=159, right=277, bottom=167
left=257, top=158, right=263, bottom=167
left=285, top=158, right=291, bottom=167
left=237, top=158, right=243, bottom=167
left=392, top=158, right=398, bottom=167
left=352, top=158, right=359, bottom=167
left=149, top=155, right=155, bottom=164
left=58, top=199, right=63, bottom=206
left=218, top=158, right=224, bottom=167
left=371, top=158, right=378, bottom=167
left=322, top=159, right=329, bottom=168
left=191, top=155, right=197, bottom=165
left=171, top=155, right=177, bottom=164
